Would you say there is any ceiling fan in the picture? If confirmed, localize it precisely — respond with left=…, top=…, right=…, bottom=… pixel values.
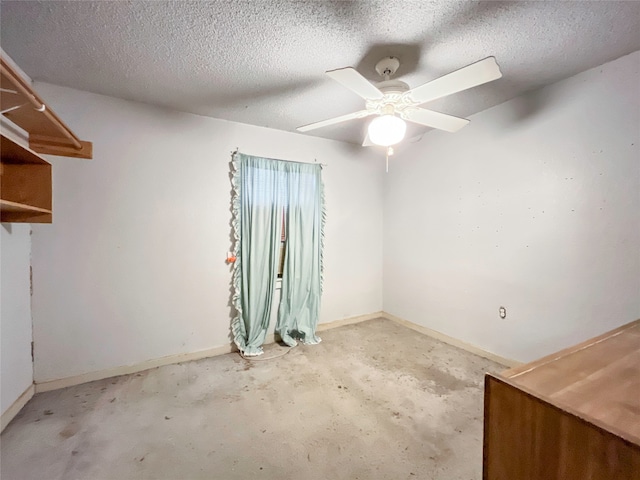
left=297, top=56, right=502, bottom=147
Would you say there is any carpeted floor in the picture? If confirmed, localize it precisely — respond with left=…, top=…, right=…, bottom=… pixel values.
left=1, top=318, right=505, bottom=480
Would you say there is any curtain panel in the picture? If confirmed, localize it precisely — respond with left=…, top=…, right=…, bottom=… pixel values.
left=231, top=153, right=325, bottom=356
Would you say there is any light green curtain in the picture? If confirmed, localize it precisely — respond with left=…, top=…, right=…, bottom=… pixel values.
left=277, top=162, right=324, bottom=346
left=231, top=153, right=324, bottom=356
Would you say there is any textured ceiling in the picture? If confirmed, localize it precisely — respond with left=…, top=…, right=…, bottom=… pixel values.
left=1, top=1, right=639, bottom=145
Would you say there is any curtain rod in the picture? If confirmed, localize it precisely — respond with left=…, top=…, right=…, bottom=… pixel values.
left=231, top=148, right=327, bottom=167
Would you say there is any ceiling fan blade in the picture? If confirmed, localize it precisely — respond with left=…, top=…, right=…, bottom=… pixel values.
left=296, top=109, right=372, bottom=132
left=326, top=67, right=384, bottom=100
left=402, top=108, right=469, bottom=133
left=407, top=57, right=502, bottom=105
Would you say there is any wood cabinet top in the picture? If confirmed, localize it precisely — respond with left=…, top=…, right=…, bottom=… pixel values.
left=503, top=319, right=640, bottom=445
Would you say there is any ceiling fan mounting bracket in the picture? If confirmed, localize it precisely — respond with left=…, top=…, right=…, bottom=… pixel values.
left=375, top=57, right=400, bottom=78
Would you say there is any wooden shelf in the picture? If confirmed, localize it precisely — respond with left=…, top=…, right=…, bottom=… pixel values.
left=0, top=199, right=52, bottom=223
left=1, top=51, right=90, bottom=223
left=1, top=131, right=49, bottom=164
left=1, top=133, right=52, bottom=223
left=1, top=56, right=92, bottom=159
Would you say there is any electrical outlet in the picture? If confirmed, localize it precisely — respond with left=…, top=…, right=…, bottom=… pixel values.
left=499, top=306, right=507, bottom=319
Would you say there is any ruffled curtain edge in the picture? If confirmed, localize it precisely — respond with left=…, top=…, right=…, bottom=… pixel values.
left=230, top=153, right=248, bottom=353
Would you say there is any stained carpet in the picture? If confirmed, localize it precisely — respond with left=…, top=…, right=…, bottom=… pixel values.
left=1, top=318, right=505, bottom=480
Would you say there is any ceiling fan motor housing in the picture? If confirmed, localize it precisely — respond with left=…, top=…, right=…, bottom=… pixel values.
left=372, top=58, right=416, bottom=117
left=376, top=80, right=410, bottom=94
left=367, top=80, right=416, bottom=117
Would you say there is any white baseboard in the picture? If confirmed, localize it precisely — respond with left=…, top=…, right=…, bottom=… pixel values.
left=35, top=343, right=235, bottom=393
left=35, top=311, right=384, bottom=394
left=34, top=311, right=516, bottom=394
left=1, top=384, right=35, bottom=432
left=382, top=312, right=521, bottom=368
left=317, top=311, right=384, bottom=331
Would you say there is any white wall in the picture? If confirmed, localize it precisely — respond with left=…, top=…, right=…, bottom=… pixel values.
left=0, top=57, right=36, bottom=418
left=1, top=223, right=33, bottom=415
left=27, top=51, right=638, bottom=383
left=30, top=83, right=383, bottom=383
left=384, top=51, right=640, bottom=363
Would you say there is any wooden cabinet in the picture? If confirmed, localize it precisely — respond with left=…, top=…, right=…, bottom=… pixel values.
left=1, top=133, right=52, bottom=223
left=483, top=320, right=640, bottom=479
left=1, top=52, right=91, bottom=223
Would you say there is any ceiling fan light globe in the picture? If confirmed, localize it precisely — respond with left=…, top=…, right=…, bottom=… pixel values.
left=368, top=115, right=406, bottom=147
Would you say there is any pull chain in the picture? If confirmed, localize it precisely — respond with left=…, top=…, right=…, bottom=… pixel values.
left=385, top=146, right=394, bottom=173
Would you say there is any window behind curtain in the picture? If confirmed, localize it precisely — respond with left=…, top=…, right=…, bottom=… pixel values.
left=241, top=163, right=317, bottom=280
